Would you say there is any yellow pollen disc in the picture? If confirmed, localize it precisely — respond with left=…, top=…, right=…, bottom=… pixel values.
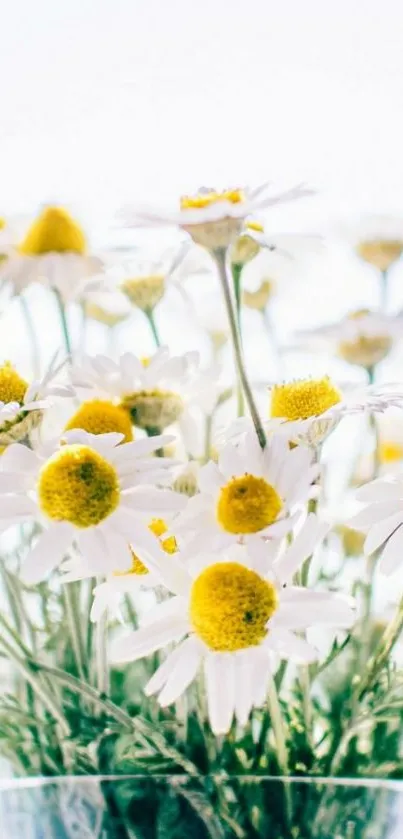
left=190, top=562, right=278, bottom=652
left=118, top=518, right=177, bottom=576
left=120, top=389, right=184, bottom=431
left=217, top=474, right=282, bottom=534
left=246, top=221, right=264, bottom=233
left=337, top=525, right=365, bottom=558
left=0, top=218, right=6, bottom=230
left=0, top=362, right=28, bottom=405
left=38, top=444, right=120, bottom=528
left=357, top=239, right=403, bottom=272
left=19, top=207, right=86, bottom=256
left=64, top=400, right=133, bottom=443
left=270, top=377, right=342, bottom=421
left=180, top=189, right=244, bottom=210
left=378, top=441, right=403, bottom=463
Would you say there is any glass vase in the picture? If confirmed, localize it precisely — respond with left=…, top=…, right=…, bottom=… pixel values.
left=0, top=775, right=402, bottom=839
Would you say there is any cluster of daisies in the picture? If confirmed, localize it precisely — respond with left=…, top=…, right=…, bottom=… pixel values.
left=0, top=185, right=403, bottom=734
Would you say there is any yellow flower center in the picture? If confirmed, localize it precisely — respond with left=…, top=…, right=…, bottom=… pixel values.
left=180, top=189, right=244, bottom=210
left=338, top=335, right=392, bottom=368
left=19, top=207, right=86, bottom=256
left=38, top=445, right=120, bottom=528
left=357, top=239, right=403, bottom=272
left=378, top=441, right=403, bottom=464
left=120, top=518, right=177, bottom=576
left=246, top=221, right=264, bottom=233
left=190, top=561, right=278, bottom=652
left=0, top=218, right=6, bottom=230
left=65, top=400, right=133, bottom=443
left=270, top=377, right=342, bottom=421
left=217, top=474, right=282, bottom=534
left=121, top=275, right=165, bottom=311
left=337, top=525, right=365, bottom=558
left=120, top=390, right=184, bottom=431
left=0, top=363, right=28, bottom=405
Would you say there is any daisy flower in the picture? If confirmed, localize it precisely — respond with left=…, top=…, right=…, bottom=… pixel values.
left=121, top=183, right=313, bottom=252
left=0, top=206, right=102, bottom=302
left=296, top=309, right=403, bottom=371
left=174, top=428, right=318, bottom=557
left=350, top=476, right=403, bottom=575
left=349, top=214, right=403, bottom=272
left=112, top=243, right=193, bottom=313
left=110, top=515, right=354, bottom=734
left=0, top=356, right=73, bottom=446
left=267, top=376, right=403, bottom=447
left=83, top=288, right=132, bottom=328
left=0, top=429, right=185, bottom=584
left=62, top=517, right=179, bottom=622
left=69, top=348, right=219, bottom=452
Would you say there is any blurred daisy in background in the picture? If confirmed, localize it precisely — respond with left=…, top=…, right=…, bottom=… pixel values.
left=349, top=214, right=403, bottom=273
left=113, top=243, right=196, bottom=314
left=0, top=429, right=183, bottom=584
left=110, top=516, right=353, bottom=734
left=0, top=205, right=103, bottom=303
left=295, top=309, right=403, bottom=372
left=121, top=183, right=313, bottom=251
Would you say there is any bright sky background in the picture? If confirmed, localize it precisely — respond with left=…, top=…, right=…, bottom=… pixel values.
left=2, top=0, right=403, bottom=373
left=2, top=0, right=403, bottom=220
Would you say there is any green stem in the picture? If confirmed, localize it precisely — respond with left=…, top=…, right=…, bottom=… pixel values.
left=145, top=308, right=161, bottom=348
left=204, top=413, right=213, bottom=463
left=63, top=584, right=86, bottom=680
left=20, top=294, right=41, bottom=378
left=95, top=609, right=109, bottom=698
left=380, top=268, right=389, bottom=312
left=0, top=634, right=70, bottom=737
left=214, top=248, right=266, bottom=448
left=231, top=262, right=245, bottom=417
left=54, top=289, right=72, bottom=355
left=31, top=662, right=200, bottom=775
left=357, top=596, right=403, bottom=700
left=266, top=672, right=292, bottom=829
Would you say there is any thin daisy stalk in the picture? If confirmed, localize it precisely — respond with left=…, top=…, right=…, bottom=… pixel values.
left=214, top=248, right=266, bottom=447
left=231, top=262, right=245, bottom=417
left=145, top=308, right=162, bottom=348
left=357, top=595, right=403, bottom=700
left=19, top=294, right=41, bottom=378
left=95, top=608, right=109, bottom=698
left=54, top=288, right=72, bottom=356
left=266, top=671, right=293, bottom=827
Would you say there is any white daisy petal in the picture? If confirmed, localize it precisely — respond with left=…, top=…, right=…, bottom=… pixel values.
left=198, top=461, right=225, bottom=494
left=350, top=502, right=402, bottom=530
left=20, top=523, right=72, bottom=584
left=205, top=652, right=235, bottom=735
left=364, top=513, right=403, bottom=555
left=234, top=652, right=255, bottom=727
left=356, top=480, right=403, bottom=503
left=379, top=527, right=403, bottom=575
left=109, top=615, right=190, bottom=663
left=0, top=443, right=40, bottom=474
left=218, top=444, right=245, bottom=479
left=273, top=589, right=355, bottom=629
left=144, top=644, right=186, bottom=697
left=274, top=514, right=328, bottom=585
left=267, top=629, right=319, bottom=663
left=157, top=636, right=204, bottom=706
left=0, top=495, right=37, bottom=520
